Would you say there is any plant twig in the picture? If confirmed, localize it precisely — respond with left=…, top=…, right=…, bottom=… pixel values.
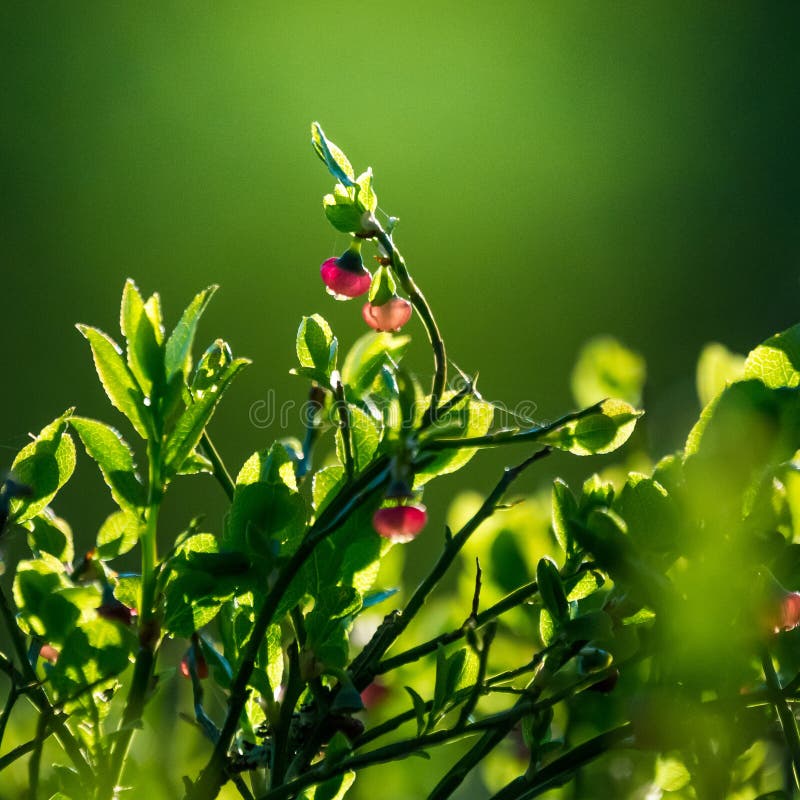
left=351, top=448, right=552, bottom=690
left=456, top=621, right=496, bottom=728
left=105, top=440, right=163, bottom=795
left=0, top=583, right=92, bottom=782
left=200, top=432, right=235, bottom=501
left=28, top=704, right=48, bottom=799
left=0, top=737, right=39, bottom=772
left=421, top=403, right=604, bottom=452
left=254, top=700, right=540, bottom=800
left=372, top=225, right=447, bottom=427
left=185, top=457, right=393, bottom=800
left=269, top=643, right=303, bottom=788
left=332, top=375, right=354, bottom=479
left=762, top=650, right=800, bottom=789
left=489, top=724, right=634, bottom=800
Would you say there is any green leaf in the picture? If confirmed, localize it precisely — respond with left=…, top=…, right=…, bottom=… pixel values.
left=696, top=342, right=745, bottom=407
left=539, top=607, right=556, bottom=646
left=311, top=122, right=356, bottom=187
left=310, top=466, right=386, bottom=596
left=224, top=443, right=308, bottom=561
left=536, top=557, right=569, bottom=625
left=164, top=285, right=218, bottom=382
left=49, top=617, right=134, bottom=703
left=368, top=265, right=396, bottom=306
left=541, top=399, right=642, bottom=456
left=405, top=686, right=428, bottom=737
left=70, top=417, right=146, bottom=513
left=96, top=509, right=140, bottom=560
left=342, top=331, right=410, bottom=398
left=654, top=755, right=691, bottom=792
left=192, top=339, right=233, bottom=396
left=744, top=322, right=800, bottom=389
left=312, top=465, right=345, bottom=514
left=76, top=324, right=151, bottom=439
left=613, top=473, right=678, bottom=554
left=112, top=575, right=141, bottom=609
left=431, top=647, right=477, bottom=724
left=162, top=357, right=250, bottom=479
left=143, top=293, right=165, bottom=343
left=296, top=315, right=337, bottom=382
left=551, top=479, right=577, bottom=554
left=26, top=510, right=74, bottom=563
left=178, top=450, right=214, bottom=475
left=356, top=168, right=378, bottom=213
left=120, top=279, right=164, bottom=398
left=323, top=196, right=365, bottom=234
left=415, top=395, right=495, bottom=486
left=163, top=534, right=241, bottom=637
left=571, top=336, right=646, bottom=407
left=300, top=770, right=356, bottom=800
left=305, top=587, right=362, bottom=669
left=9, top=412, right=76, bottom=524
left=565, top=570, right=604, bottom=602
left=562, top=610, right=613, bottom=644
left=13, top=556, right=100, bottom=644
left=336, top=405, right=381, bottom=473
left=580, top=474, right=615, bottom=510
left=685, top=380, right=800, bottom=530
left=264, top=623, right=284, bottom=691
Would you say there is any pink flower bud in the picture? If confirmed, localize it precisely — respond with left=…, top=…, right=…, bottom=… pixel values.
left=180, top=647, right=209, bottom=680
left=320, top=250, right=372, bottom=300
left=768, top=591, right=800, bottom=633
left=40, top=644, right=59, bottom=664
left=362, top=297, right=413, bottom=332
left=372, top=503, right=427, bottom=543
left=360, top=680, right=390, bottom=709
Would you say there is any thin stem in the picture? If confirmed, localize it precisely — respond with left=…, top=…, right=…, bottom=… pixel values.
left=0, top=737, right=38, bottom=772
left=28, top=705, right=48, bottom=799
left=762, top=650, right=800, bottom=789
left=372, top=225, right=447, bottom=425
left=456, top=621, right=496, bottom=728
left=351, top=700, right=434, bottom=749
left=351, top=448, right=552, bottom=690
left=489, top=724, right=634, bottom=800
left=200, top=432, right=235, bottom=501
left=0, top=583, right=92, bottom=782
left=421, top=403, right=605, bottom=452
left=186, top=457, right=393, bottom=800
left=269, top=643, right=303, bottom=788
left=0, top=690, right=17, bottom=752
left=332, top=376, right=354, bottom=479
left=418, top=376, right=477, bottom=434
left=374, top=574, right=550, bottom=674
left=426, top=642, right=579, bottom=800
left=104, top=441, right=163, bottom=797
left=296, top=385, right=325, bottom=481
left=254, top=701, right=538, bottom=800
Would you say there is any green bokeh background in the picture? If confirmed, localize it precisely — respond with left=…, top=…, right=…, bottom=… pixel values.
left=1, top=2, right=799, bottom=797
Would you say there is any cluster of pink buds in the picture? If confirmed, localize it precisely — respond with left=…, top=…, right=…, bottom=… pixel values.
left=320, top=242, right=413, bottom=333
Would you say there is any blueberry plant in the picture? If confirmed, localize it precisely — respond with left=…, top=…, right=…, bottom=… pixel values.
left=2, top=125, right=800, bottom=800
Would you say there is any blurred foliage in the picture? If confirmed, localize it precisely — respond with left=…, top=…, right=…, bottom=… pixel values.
left=1, top=2, right=800, bottom=799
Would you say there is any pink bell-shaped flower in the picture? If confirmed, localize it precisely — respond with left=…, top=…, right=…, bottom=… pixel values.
left=320, top=244, right=371, bottom=300
left=372, top=503, right=428, bottom=543
left=362, top=297, right=413, bottom=332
